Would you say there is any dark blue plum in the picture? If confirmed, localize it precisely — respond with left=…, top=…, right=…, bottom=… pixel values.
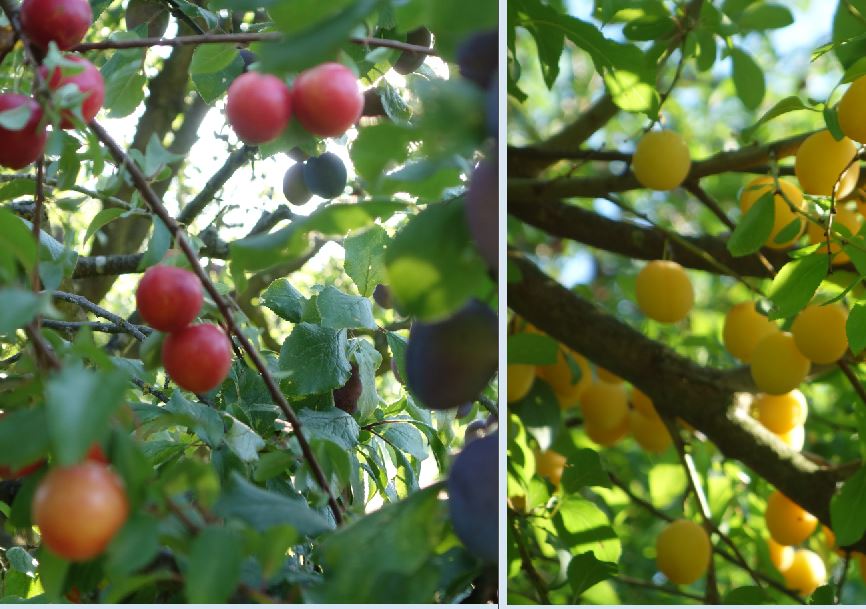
left=303, top=152, right=347, bottom=199
left=282, top=162, right=312, bottom=206
left=456, top=30, right=497, bottom=89
left=465, top=157, right=498, bottom=272
left=448, top=433, right=497, bottom=562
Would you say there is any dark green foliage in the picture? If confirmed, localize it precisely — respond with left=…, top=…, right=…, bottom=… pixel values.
left=448, top=432, right=497, bottom=562
left=282, top=162, right=312, bottom=206
left=406, top=300, right=497, bottom=410
left=303, top=152, right=347, bottom=199
left=394, top=27, right=432, bottom=75
left=124, top=0, right=168, bottom=38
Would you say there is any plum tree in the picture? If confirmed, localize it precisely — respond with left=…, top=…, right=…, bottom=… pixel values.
left=448, top=433, right=497, bottom=563
left=578, top=381, right=628, bottom=431
left=838, top=75, right=866, bottom=143
left=791, top=303, right=849, bottom=364
left=631, top=130, right=691, bottom=191
left=754, top=391, right=808, bottom=434
left=782, top=549, right=827, bottom=596
left=634, top=260, right=694, bottom=323
left=765, top=490, right=818, bottom=546
left=535, top=449, right=566, bottom=486
left=135, top=265, right=203, bottom=332
left=291, top=63, right=363, bottom=137
left=738, top=177, right=805, bottom=249
left=393, top=27, right=432, bottom=75
left=161, top=324, right=232, bottom=393
left=794, top=130, right=859, bottom=197
left=19, top=0, right=92, bottom=50
left=32, top=461, right=129, bottom=561
left=465, top=156, right=498, bottom=272
left=0, top=93, right=47, bottom=170
left=722, top=302, right=778, bottom=362
left=655, top=519, right=710, bottom=585
left=303, top=152, right=348, bottom=199
left=406, top=300, right=497, bottom=410
left=282, top=162, right=312, bottom=205
left=40, top=55, right=105, bottom=128
left=225, top=72, right=292, bottom=144
left=332, top=362, right=361, bottom=415
left=750, top=332, right=810, bottom=395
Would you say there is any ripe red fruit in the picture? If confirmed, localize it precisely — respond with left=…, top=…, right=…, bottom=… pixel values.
left=292, top=62, right=363, bottom=137
left=162, top=324, right=232, bottom=393
left=225, top=72, right=291, bottom=144
left=32, top=461, right=129, bottom=561
left=0, top=94, right=47, bottom=170
left=39, top=55, right=105, bottom=128
left=20, top=0, right=92, bottom=50
left=136, top=265, right=203, bottom=332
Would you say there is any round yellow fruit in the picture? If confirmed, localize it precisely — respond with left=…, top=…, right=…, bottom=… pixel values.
left=655, top=519, right=711, bottom=585
left=635, top=260, right=694, bottom=323
left=632, top=130, right=692, bottom=191
left=631, top=387, right=656, bottom=417
left=768, top=537, right=795, bottom=573
left=723, top=302, right=778, bottom=363
left=754, top=390, right=808, bottom=434
left=597, top=366, right=622, bottom=384
left=507, top=364, right=536, bottom=403
left=807, top=206, right=864, bottom=265
left=579, top=381, right=629, bottom=431
left=776, top=425, right=805, bottom=452
left=739, top=176, right=805, bottom=249
left=585, top=415, right=629, bottom=447
left=536, top=348, right=591, bottom=409
left=795, top=130, right=860, bottom=198
left=765, top=490, right=818, bottom=546
left=839, top=76, right=866, bottom=143
left=750, top=332, right=810, bottom=395
left=629, top=409, right=672, bottom=454
left=791, top=303, right=849, bottom=364
left=535, top=449, right=566, bottom=487
left=783, top=549, right=827, bottom=596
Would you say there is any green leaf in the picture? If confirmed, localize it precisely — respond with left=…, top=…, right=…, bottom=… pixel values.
left=214, top=472, right=333, bottom=536
left=831, top=466, right=866, bottom=546
left=809, top=585, right=835, bottom=604
left=190, top=43, right=238, bottom=74
left=742, top=95, right=810, bottom=138
left=138, top=217, right=171, bottom=270
left=343, top=225, right=388, bottom=297
left=727, top=190, right=774, bottom=256
left=0, top=104, right=33, bottom=130
left=385, top=200, right=493, bottom=320
left=183, top=527, right=244, bottom=603
left=768, top=254, right=827, bottom=319
left=825, top=105, right=845, bottom=140
left=561, top=449, right=611, bottom=493
left=507, top=331, right=558, bottom=365
left=6, top=548, right=37, bottom=576
left=832, top=0, right=866, bottom=69
left=722, top=586, right=768, bottom=604
left=83, top=208, right=128, bottom=244
left=261, top=278, right=306, bottom=322
left=380, top=421, right=427, bottom=460
left=143, top=134, right=184, bottom=178
left=568, top=552, right=617, bottom=600
left=510, top=381, right=561, bottom=450
left=224, top=414, right=265, bottom=462
left=105, top=514, right=161, bottom=578
left=730, top=47, right=765, bottom=110
left=296, top=408, right=360, bottom=451
left=164, top=392, right=225, bottom=448
left=192, top=55, right=244, bottom=104
left=848, top=302, right=866, bottom=355
left=0, top=208, right=38, bottom=272
left=554, top=496, right=621, bottom=562
left=348, top=337, right=382, bottom=419
left=0, top=289, right=48, bottom=335
left=737, top=3, right=793, bottom=30
left=0, top=408, right=49, bottom=470
left=279, top=323, right=352, bottom=396
left=44, top=364, right=128, bottom=466
left=316, top=286, right=377, bottom=330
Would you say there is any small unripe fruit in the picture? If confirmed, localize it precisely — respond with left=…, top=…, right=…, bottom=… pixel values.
left=795, top=130, right=859, bottom=197
left=738, top=176, right=805, bottom=249
left=783, top=549, right=826, bottom=596
left=806, top=206, right=863, bottom=265
left=655, top=519, right=711, bottom=585
left=629, top=409, right=672, bottom=454
left=723, top=302, right=777, bottom=363
left=292, top=63, right=363, bottom=137
left=635, top=260, right=694, bottom=323
left=791, top=303, right=849, bottom=364
left=750, top=332, right=810, bottom=395
left=303, top=152, right=347, bottom=199
left=579, top=381, right=629, bottom=431
left=393, top=27, right=432, bottom=75
left=535, top=449, right=566, bottom=486
left=768, top=537, right=795, bottom=573
left=226, top=72, right=292, bottom=145
left=162, top=324, right=232, bottom=393
left=282, top=162, right=312, bottom=205
left=20, top=0, right=92, bottom=50
left=536, top=348, right=591, bottom=409
left=33, top=462, right=129, bottom=561
left=40, top=55, right=105, bottom=128
left=765, top=490, right=817, bottom=546
left=585, top=415, right=629, bottom=447
left=632, top=130, right=691, bottom=191
left=507, top=364, right=535, bottom=403
left=0, top=94, right=47, bottom=170
left=838, top=75, right=866, bottom=143
left=754, top=390, right=808, bottom=434
left=136, top=265, right=203, bottom=332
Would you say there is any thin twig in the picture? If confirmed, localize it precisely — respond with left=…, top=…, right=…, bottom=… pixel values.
left=614, top=574, right=705, bottom=602
left=52, top=290, right=150, bottom=341
left=838, top=361, right=866, bottom=407
left=30, top=158, right=44, bottom=293
left=510, top=518, right=551, bottom=604
left=41, top=319, right=152, bottom=337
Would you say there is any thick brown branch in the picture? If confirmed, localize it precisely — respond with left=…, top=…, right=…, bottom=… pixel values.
left=177, top=145, right=255, bottom=225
